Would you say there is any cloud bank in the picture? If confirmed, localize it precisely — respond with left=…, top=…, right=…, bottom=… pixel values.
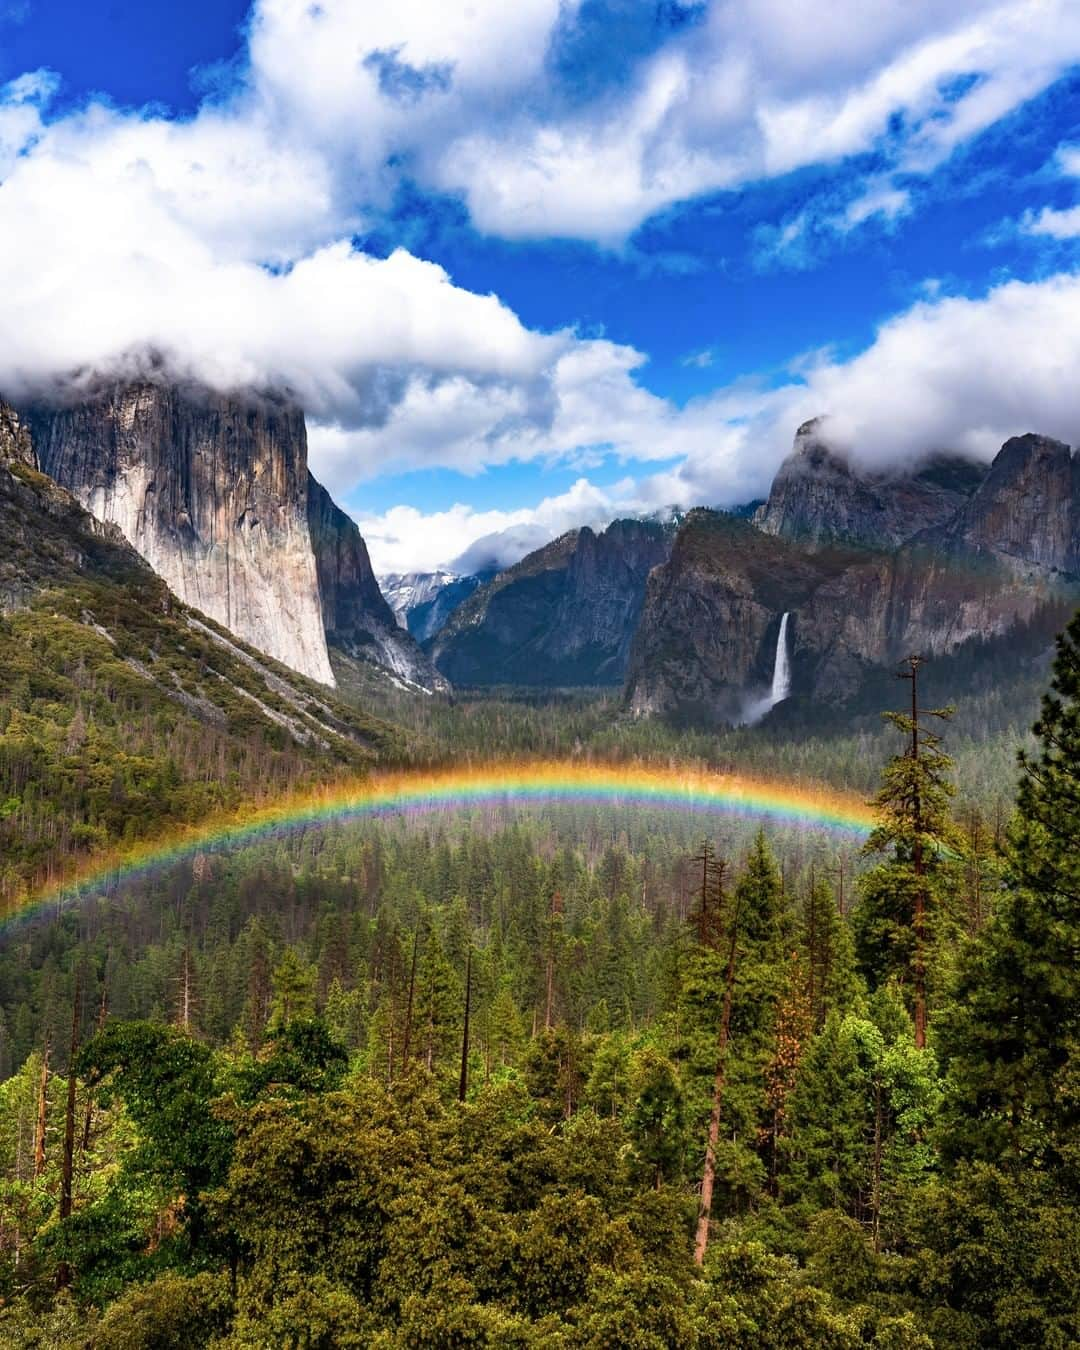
left=2, top=0, right=1080, bottom=572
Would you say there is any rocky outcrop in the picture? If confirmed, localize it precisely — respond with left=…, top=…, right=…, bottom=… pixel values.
left=0, top=397, right=145, bottom=611
left=629, top=431, right=1080, bottom=722
left=755, top=419, right=985, bottom=550
left=625, top=511, right=854, bottom=721
left=430, top=518, right=676, bottom=687
left=942, top=433, right=1080, bottom=575
left=307, top=477, right=448, bottom=692
left=26, top=381, right=337, bottom=685
left=0, top=402, right=34, bottom=468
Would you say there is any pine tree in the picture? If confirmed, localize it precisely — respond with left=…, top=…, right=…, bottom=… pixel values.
left=761, top=951, right=812, bottom=1195
left=941, top=610, right=1080, bottom=1173
left=626, top=1049, right=685, bottom=1189
left=800, top=873, right=860, bottom=1029
left=855, top=656, right=958, bottom=1047
left=267, top=947, right=317, bottom=1031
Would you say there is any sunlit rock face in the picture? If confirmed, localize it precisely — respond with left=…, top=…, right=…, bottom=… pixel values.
left=27, top=381, right=336, bottom=685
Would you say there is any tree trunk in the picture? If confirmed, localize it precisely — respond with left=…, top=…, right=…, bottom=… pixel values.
left=458, top=949, right=472, bottom=1103
left=906, top=655, right=928, bottom=1049
left=401, top=930, right=418, bottom=1073
left=33, top=1035, right=50, bottom=1179
left=57, top=976, right=82, bottom=1288
left=693, top=917, right=740, bottom=1266
left=871, top=1076, right=883, bottom=1254
left=82, top=984, right=109, bottom=1153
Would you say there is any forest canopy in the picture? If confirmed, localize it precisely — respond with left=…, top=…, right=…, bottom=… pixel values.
left=0, top=616, right=1078, bottom=1346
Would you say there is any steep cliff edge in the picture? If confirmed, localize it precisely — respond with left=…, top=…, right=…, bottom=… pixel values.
left=755, top=418, right=985, bottom=550
left=629, top=432, right=1080, bottom=722
left=941, top=433, right=1080, bottom=574
left=307, top=476, right=448, bottom=693
left=624, top=511, right=863, bottom=721
left=429, top=518, right=675, bottom=686
left=0, top=402, right=34, bottom=468
left=27, top=382, right=337, bottom=685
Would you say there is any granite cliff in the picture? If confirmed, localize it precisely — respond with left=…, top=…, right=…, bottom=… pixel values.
left=429, top=518, right=675, bottom=687
left=27, top=382, right=336, bottom=684
left=21, top=380, right=442, bottom=692
left=754, top=418, right=986, bottom=550
left=307, top=477, right=447, bottom=692
left=628, top=430, right=1080, bottom=722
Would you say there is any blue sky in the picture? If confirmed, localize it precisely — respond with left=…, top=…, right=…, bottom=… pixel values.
left=1, top=1, right=1079, bottom=570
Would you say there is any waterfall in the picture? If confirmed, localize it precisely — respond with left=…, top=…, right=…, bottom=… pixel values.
left=741, top=611, right=791, bottom=724
left=770, top=611, right=791, bottom=706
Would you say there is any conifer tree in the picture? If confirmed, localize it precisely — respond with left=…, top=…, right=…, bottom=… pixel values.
left=855, top=656, right=957, bottom=1047
left=800, top=874, right=860, bottom=1029
left=942, top=610, right=1080, bottom=1172
left=267, top=948, right=317, bottom=1031
left=626, top=1049, right=685, bottom=1189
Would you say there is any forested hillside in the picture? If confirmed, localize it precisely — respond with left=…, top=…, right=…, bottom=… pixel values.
left=0, top=433, right=405, bottom=908
left=0, top=611, right=1077, bottom=1345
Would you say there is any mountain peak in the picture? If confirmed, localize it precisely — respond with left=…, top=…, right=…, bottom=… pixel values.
left=755, top=421, right=985, bottom=550
left=949, top=432, right=1078, bottom=574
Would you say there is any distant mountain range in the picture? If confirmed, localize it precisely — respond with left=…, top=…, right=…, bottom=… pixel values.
left=5, top=378, right=1077, bottom=728
left=426, top=518, right=677, bottom=687
left=380, top=569, right=494, bottom=644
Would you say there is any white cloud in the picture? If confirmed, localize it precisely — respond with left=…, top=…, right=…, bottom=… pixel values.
left=682, top=348, right=715, bottom=369
left=413, top=0, right=1080, bottom=241
left=1055, top=143, right=1080, bottom=178
left=358, top=267, right=1080, bottom=572
left=355, top=476, right=641, bottom=573
left=0, top=71, right=55, bottom=177
left=0, top=0, right=1079, bottom=558
left=1022, top=204, right=1080, bottom=239
left=841, top=180, right=912, bottom=230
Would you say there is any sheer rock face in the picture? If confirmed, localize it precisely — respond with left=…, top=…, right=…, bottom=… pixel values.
left=754, top=419, right=985, bottom=550
left=307, top=476, right=448, bottom=693
left=0, top=402, right=34, bottom=467
left=429, top=518, right=675, bottom=687
left=27, top=382, right=337, bottom=685
left=944, top=433, right=1080, bottom=574
left=0, top=397, right=144, bottom=611
left=624, top=511, right=849, bottom=721
left=628, top=432, right=1080, bottom=721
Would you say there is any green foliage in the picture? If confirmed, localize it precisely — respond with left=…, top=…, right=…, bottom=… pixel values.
left=1, top=598, right=1079, bottom=1342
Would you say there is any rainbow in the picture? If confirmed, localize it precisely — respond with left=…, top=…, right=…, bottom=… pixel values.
left=4, top=760, right=876, bottom=934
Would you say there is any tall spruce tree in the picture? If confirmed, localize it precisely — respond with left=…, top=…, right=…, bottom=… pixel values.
left=855, top=656, right=958, bottom=1047
left=941, top=610, right=1080, bottom=1174
left=924, top=613, right=1080, bottom=1348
